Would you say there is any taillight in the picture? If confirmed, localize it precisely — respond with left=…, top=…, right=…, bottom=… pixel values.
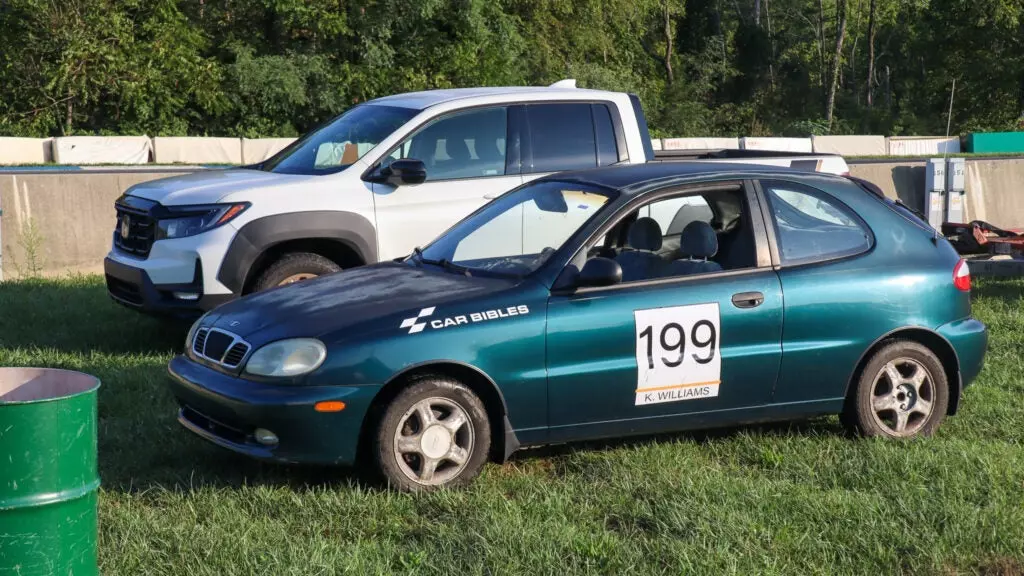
left=953, top=258, right=971, bottom=291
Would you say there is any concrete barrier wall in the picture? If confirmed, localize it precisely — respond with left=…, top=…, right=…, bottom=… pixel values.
left=886, top=136, right=960, bottom=156
left=812, top=135, right=886, bottom=156
left=153, top=137, right=243, bottom=164
left=0, top=138, right=54, bottom=164
left=847, top=159, right=1024, bottom=229
left=3, top=159, right=1024, bottom=278
left=53, top=136, right=152, bottom=165
left=662, top=137, right=740, bottom=150
left=741, top=137, right=813, bottom=152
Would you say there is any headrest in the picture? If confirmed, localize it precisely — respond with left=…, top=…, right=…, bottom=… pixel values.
left=628, top=217, right=663, bottom=251
left=680, top=220, right=718, bottom=258
left=477, top=137, right=504, bottom=161
left=446, top=138, right=471, bottom=162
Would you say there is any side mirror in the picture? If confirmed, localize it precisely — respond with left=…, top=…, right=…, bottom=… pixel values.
left=382, top=158, right=427, bottom=185
left=578, top=257, right=622, bottom=288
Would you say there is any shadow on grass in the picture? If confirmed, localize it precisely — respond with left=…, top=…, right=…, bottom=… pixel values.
left=973, top=277, right=1024, bottom=306
left=0, top=276, right=187, bottom=354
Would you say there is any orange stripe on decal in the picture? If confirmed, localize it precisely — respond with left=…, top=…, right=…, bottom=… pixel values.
left=635, top=380, right=721, bottom=394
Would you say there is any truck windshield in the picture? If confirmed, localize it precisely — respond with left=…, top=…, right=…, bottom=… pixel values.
left=415, top=180, right=617, bottom=277
left=260, top=104, right=419, bottom=175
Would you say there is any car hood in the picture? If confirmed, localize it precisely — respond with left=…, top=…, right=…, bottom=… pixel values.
left=127, top=168, right=316, bottom=205
left=203, top=263, right=519, bottom=342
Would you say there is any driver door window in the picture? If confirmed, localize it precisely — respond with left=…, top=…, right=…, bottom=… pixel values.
left=388, top=107, right=508, bottom=181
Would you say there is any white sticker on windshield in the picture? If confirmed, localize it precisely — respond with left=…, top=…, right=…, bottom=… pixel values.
left=634, top=303, right=721, bottom=406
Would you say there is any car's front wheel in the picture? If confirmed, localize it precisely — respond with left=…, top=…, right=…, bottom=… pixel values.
left=844, top=341, right=949, bottom=438
left=373, top=376, right=491, bottom=491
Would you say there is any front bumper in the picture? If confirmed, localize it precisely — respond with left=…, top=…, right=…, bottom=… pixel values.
left=105, top=257, right=233, bottom=317
left=167, top=355, right=380, bottom=465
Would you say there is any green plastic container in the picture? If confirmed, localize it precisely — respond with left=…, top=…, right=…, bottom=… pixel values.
left=966, top=131, right=1024, bottom=153
left=0, top=368, right=100, bottom=576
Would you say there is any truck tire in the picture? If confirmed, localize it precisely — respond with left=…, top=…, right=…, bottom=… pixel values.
left=374, top=376, right=491, bottom=491
left=252, top=252, right=341, bottom=291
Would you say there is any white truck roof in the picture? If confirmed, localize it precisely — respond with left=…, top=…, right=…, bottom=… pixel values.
left=369, top=80, right=611, bottom=109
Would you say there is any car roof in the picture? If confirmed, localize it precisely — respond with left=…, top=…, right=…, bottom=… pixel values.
left=544, top=162, right=839, bottom=194
left=368, top=86, right=619, bottom=110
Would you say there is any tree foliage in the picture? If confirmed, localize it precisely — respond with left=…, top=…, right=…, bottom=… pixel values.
left=0, top=0, right=1021, bottom=138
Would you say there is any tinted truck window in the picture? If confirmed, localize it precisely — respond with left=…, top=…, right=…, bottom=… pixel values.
left=527, top=103, right=598, bottom=173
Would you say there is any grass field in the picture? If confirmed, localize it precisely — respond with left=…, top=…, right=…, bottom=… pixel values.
left=1, top=276, right=1022, bottom=575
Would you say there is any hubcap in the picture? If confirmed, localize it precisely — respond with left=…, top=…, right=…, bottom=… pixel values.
left=870, top=358, right=935, bottom=436
left=393, top=397, right=474, bottom=486
left=278, top=273, right=316, bottom=286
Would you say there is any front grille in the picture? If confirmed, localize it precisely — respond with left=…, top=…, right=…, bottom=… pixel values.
left=192, top=327, right=250, bottom=370
left=203, top=331, right=233, bottom=360
left=114, top=202, right=156, bottom=258
left=193, top=328, right=209, bottom=356
left=223, top=343, right=249, bottom=367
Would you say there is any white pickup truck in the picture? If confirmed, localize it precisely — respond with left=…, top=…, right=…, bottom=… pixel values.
left=104, top=80, right=849, bottom=316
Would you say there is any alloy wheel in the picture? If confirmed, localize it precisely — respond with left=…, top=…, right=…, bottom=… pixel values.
left=870, top=358, right=935, bottom=436
left=393, top=397, right=475, bottom=486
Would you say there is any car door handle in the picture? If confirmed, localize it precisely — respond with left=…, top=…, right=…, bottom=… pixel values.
left=731, top=292, right=764, bottom=309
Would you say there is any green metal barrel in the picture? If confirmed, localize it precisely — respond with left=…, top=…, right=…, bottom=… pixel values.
left=0, top=368, right=100, bottom=576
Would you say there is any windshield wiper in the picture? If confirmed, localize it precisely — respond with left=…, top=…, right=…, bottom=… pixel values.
left=410, top=247, right=471, bottom=276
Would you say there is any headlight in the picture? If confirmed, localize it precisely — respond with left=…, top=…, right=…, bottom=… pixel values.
left=244, top=338, right=327, bottom=378
left=156, top=203, right=249, bottom=240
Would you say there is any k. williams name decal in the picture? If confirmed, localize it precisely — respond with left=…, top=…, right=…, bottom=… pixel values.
left=400, top=305, right=530, bottom=334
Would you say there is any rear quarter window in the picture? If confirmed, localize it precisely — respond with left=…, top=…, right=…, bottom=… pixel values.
left=761, top=179, right=873, bottom=266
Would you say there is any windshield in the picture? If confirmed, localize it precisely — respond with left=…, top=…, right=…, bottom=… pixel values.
left=416, top=180, right=616, bottom=277
left=260, top=104, right=419, bottom=175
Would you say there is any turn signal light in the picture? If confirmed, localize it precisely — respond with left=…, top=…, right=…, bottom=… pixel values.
left=314, top=401, right=346, bottom=413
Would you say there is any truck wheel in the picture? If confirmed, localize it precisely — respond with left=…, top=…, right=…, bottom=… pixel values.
left=252, top=252, right=341, bottom=291
left=843, top=341, right=949, bottom=438
left=374, top=376, right=491, bottom=491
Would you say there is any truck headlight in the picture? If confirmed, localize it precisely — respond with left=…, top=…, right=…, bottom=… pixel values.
left=244, top=339, right=326, bottom=378
left=156, top=203, right=249, bottom=240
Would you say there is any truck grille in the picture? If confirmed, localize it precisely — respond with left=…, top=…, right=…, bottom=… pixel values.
left=114, top=197, right=157, bottom=258
left=192, top=328, right=251, bottom=369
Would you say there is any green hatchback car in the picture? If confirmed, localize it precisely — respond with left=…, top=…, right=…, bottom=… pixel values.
left=168, top=162, right=988, bottom=490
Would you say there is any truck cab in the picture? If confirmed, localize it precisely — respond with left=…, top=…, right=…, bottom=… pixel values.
left=104, top=81, right=655, bottom=316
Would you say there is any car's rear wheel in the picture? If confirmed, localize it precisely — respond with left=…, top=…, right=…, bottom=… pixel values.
left=252, top=252, right=340, bottom=291
left=373, top=376, right=491, bottom=491
left=844, top=341, right=949, bottom=438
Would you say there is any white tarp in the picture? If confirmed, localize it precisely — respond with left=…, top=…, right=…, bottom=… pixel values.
left=811, top=135, right=886, bottom=156
left=0, top=137, right=53, bottom=164
left=241, top=138, right=297, bottom=164
left=740, top=137, right=813, bottom=153
left=52, top=136, right=151, bottom=165
left=887, top=136, right=961, bottom=156
left=662, top=137, right=741, bottom=150
left=153, top=137, right=242, bottom=164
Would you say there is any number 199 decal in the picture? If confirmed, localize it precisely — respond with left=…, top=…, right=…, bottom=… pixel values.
left=634, top=303, right=721, bottom=406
